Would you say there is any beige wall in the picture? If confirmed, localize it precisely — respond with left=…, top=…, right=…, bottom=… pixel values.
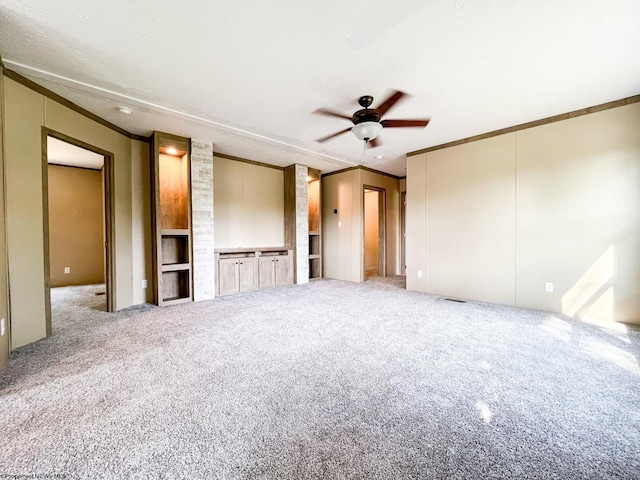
left=322, top=169, right=360, bottom=281
left=4, top=76, right=148, bottom=347
left=48, top=165, right=105, bottom=287
left=425, top=134, right=516, bottom=304
left=322, top=168, right=400, bottom=282
left=515, top=104, right=640, bottom=323
left=4, top=78, right=48, bottom=347
left=213, top=156, right=284, bottom=248
left=406, top=160, right=427, bottom=292
left=406, top=102, right=640, bottom=324
left=131, top=140, right=152, bottom=304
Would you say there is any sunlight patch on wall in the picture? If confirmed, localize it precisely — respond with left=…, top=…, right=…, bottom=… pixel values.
left=562, top=245, right=616, bottom=321
left=581, top=286, right=614, bottom=324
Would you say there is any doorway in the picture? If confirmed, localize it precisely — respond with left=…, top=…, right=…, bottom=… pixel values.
left=401, top=191, right=406, bottom=275
left=363, top=186, right=386, bottom=280
left=42, top=129, right=115, bottom=333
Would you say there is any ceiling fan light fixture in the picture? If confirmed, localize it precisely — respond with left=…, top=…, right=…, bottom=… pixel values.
left=352, top=121, right=382, bottom=142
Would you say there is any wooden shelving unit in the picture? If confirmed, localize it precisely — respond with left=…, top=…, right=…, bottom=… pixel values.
left=308, top=168, right=322, bottom=280
left=151, top=132, right=193, bottom=306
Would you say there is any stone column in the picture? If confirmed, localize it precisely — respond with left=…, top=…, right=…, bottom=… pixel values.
left=284, top=164, right=309, bottom=284
left=190, top=140, right=215, bottom=300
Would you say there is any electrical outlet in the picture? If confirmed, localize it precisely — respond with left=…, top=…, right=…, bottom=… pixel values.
left=0, top=318, right=5, bottom=336
left=417, top=270, right=423, bottom=278
left=64, top=267, right=70, bottom=274
left=142, top=279, right=147, bottom=289
left=545, top=282, right=554, bottom=293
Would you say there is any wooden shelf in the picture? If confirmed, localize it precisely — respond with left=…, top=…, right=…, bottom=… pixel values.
left=162, top=297, right=193, bottom=306
left=215, top=246, right=293, bottom=254
left=161, top=229, right=190, bottom=236
left=309, top=256, right=321, bottom=279
left=161, top=263, right=191, bottom=272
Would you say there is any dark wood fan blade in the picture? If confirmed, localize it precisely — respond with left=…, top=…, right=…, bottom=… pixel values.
left=313, top=108, right=353, bottom=121
left=375, top=90, right=406, bottom=117
left=316, top=127, right=352, bottom=143
left=368, top=137, right=382, bottom=148
left=381, top=118, right=430, bottom=128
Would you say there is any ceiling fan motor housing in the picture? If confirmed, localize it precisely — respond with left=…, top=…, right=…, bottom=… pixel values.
left=352, top=108, right=380, bottom=125
left=353, top=95, right=379, bottom=125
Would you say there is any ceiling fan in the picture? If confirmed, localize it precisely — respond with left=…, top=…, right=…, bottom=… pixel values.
left=313, top=90, right=430, bottom=148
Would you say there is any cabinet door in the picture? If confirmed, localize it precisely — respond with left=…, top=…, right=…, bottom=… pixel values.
left=219, top=258, right=240, bottom=295
left=239, top=258, right=258, bottom=292
left=274, top=255, right=291, bottom=286
left=258, top=257, right=275, bottom=289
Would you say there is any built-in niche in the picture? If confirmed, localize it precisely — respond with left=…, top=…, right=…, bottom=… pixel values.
left=308, top=168, right=322, bottom=280
left=151, top=132, right=193, bottom=305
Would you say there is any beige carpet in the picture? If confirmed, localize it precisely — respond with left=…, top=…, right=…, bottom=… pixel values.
left=1, top=279, right=639, bottom=479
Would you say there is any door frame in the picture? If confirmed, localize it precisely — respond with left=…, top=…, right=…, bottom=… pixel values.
left=41, top=128, right=116, bottom=333
left=0, top=71, right=9, bottom=368
left=362, top=185, right=386, bottom=280
left=400, top=190, right=406, bottom=275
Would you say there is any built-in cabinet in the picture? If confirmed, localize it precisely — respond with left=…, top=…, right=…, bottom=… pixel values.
left=151, top=132, right=193, bottom=306
left=259, top=252, right=291, bottom=289
left=215, top=247, right=293, bottom=296
left=218, top=254, right=258, bottom=295
left=308, top=168, right=322, bottom=280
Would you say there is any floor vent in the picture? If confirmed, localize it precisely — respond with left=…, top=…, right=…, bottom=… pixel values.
left=444, top=298, right=466, bottom=303
left=95, top=291, right=106, bottom=296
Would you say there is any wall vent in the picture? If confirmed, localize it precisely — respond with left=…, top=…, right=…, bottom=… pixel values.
left=444, top=298, right=466, bottom=303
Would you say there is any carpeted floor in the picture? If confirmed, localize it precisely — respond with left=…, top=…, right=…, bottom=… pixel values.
left=1, top=278, right=639, bottom=479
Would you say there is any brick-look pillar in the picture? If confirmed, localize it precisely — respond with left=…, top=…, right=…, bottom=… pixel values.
left=190, top=140, right=215, bottom=300
left=284, top=164, right=309, bottom=284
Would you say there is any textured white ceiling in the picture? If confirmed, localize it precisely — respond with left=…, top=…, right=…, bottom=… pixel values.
left=47, top=137, right=104, bottom=170
left=1, top=0, right=639, bottom=176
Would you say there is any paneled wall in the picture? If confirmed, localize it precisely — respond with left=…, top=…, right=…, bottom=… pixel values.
left=48, top=165, right=105, bottom=287
left=131, top=139, right=152, bottom=305
left=323, top=169, right=362, bottom=282
left=213, top=156, right=284, bottom=248
left=423, top=134, right=516, bottom=305
left=406, top=102, right=640, bottom=324
left=322, top=168, right=400, bottom=282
